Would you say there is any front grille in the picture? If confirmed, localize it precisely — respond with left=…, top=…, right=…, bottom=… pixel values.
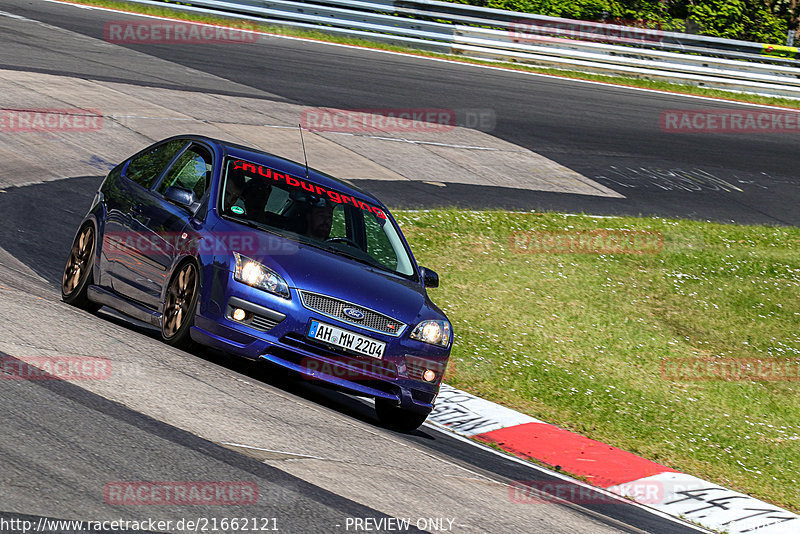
left=299, top=291, right=406, bottom=336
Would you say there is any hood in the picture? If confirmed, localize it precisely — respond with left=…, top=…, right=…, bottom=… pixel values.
left=282, top=245, right=425, bottom=325
left=223, top=227, right=427, bottom=325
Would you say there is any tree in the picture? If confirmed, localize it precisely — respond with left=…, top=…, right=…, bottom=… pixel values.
left=453, top=0, right=790, bottom=43
left=669, top=0, right=785, bottom=42
left=767, top=0, right=800, bottom=44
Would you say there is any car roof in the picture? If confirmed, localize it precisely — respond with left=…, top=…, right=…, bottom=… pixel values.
left=173, top=134, right=386, bottom=208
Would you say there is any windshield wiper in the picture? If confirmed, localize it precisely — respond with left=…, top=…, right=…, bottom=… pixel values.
left=321, top=245, right=393, bottom=274
left=224, top=215, right=283, bottom=236
left=225, top=215, right=260, bottom=229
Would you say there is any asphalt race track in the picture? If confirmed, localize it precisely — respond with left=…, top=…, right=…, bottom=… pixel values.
left=2, top=0, right=791, bottom=532
left=3, top=0, right=800, bottom=225
left=0, top=349, right=420, bottom=533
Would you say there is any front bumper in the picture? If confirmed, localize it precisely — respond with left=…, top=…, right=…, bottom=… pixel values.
left=191, top=268, right=449, bottom=414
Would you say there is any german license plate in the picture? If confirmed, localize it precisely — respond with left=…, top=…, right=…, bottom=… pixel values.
left=307, top=320, right=385, bottom=359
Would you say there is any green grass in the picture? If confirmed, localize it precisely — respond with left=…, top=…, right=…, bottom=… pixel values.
left=394, top=209, right=800, bottom=513
left=63, top=0, right=800, bottom=109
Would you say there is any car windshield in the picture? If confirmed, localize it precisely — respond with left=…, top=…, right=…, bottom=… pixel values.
left=219, top=157, right=415, bottom=276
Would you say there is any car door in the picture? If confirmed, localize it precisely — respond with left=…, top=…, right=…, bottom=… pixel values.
left=101, top=138, right=188, bottom=305
left=132, top=142, right=214, bottom=309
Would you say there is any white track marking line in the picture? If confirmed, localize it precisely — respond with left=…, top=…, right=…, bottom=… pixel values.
left=220, top=442, right=329, bottom=460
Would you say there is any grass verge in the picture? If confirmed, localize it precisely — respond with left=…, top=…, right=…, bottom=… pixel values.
left=394, top=209, right=800, bottom=513
left=62, top=0, right=800, bottom=109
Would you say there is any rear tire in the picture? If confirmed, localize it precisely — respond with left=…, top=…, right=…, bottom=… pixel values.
left=161, top=261, right=199, bottom=349
left=375, top=398, right=431, bottom=432
left=61, top=223, right=101, bottom=312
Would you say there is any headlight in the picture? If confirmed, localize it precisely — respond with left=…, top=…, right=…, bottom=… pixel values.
left=410, top=320, right=451, bottom=347
left=233, top=252, right=290, bottom=299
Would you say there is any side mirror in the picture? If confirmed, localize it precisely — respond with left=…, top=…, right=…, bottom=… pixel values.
left=164, top=186, right=196, bottom=210
left=419, top=266, right=439, bottom=288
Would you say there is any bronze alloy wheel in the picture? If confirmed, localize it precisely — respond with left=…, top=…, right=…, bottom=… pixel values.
left=61, top=224, right=99, bottom=312
left=62, top=225, right=94, bottom=296
left=162, top=262, right=198, bottom=344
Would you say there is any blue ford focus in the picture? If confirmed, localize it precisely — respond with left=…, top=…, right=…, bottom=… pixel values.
left=62, top=135, right=452, bottom=431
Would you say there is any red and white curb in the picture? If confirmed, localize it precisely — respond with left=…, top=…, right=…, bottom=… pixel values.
left=428, top=384, right=798, bottom=534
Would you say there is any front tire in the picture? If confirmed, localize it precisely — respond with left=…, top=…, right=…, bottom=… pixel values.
left=61, top=223, right=100, bottom=312
left=375, top=398, right=431, bottom=432
left=161, top=261, right=199, bottom=349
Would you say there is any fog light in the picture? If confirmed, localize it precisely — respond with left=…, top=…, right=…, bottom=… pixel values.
left=232, top=308, right=247, bottom=322
left=423, top=369, right=437, bottom=382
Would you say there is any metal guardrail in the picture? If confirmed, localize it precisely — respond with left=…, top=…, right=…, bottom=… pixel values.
left=393, top=0, right=799, bottom=63
left=127, top=0, right=800, bottom=98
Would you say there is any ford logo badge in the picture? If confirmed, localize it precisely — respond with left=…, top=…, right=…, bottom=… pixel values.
left=342, top=307, right=365, bottom=320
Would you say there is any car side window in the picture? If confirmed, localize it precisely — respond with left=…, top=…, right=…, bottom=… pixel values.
left=126, top=139, right=187, bottom=189
left=328, top=205, right=347, bottom=240
left=157, top=144, right=212, bottom=201
left=364, top=211, right=399, bottom=270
